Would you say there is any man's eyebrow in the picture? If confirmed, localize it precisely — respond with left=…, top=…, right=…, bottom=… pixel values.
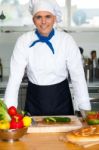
left=35, top=14, right=52, bottom=17
left=35, top=15, right=41, bottom=17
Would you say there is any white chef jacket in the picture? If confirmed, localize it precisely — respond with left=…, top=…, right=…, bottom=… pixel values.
left=4, top=28, right=91, bottom=110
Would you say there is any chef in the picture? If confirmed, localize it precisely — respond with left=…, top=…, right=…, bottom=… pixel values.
left=4, top=0, right=91, bottom=116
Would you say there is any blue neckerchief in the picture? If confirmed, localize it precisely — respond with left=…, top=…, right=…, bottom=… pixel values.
left=29, top=28, right=55, bottom=54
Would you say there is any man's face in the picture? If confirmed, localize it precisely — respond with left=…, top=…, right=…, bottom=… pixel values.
left=91, top=52, right=96, bottom=59
left=33, top=11, right=56, bottom=36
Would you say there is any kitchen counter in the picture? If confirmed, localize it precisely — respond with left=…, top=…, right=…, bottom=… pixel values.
left=0, top=76, right=28, bottom=109
left=1, top=76, right=99, bottom=88
left=1, top=76, right=99, bottom=110
left=0, top=76, right=28, bottom=88
left=0, top=131, right=99, bottom=150
left=0, top=116, right=99, bottom=150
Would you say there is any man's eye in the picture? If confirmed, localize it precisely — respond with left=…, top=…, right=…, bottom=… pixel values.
left=35, top=16, right=41, bottom=19
left=34, top=15, right=52, bottom=20
left=46, top=15, right=52, bottom=19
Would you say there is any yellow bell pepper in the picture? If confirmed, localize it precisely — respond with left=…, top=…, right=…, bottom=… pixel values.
left=0, top=120, right=10, bottom=130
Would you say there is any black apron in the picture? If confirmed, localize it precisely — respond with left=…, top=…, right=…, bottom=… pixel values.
left=24, top=79, right=74, bottom=116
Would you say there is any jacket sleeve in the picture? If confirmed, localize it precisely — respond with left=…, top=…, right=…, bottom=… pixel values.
left=66, top=35, right=91, bottom=110
left=4, top=36, right=28, bottom=108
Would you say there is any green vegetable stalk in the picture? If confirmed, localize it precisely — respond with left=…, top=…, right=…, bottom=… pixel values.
left=0, top=99, right=11, bottom=121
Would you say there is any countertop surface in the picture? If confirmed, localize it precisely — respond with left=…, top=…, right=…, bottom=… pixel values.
left=0, top=76, right=99, bottom=88
left=0, top=76, right=28, bottom=88
left=0, top=117, right=99, bottom=150
left=0, top=129, right=99, bottom=150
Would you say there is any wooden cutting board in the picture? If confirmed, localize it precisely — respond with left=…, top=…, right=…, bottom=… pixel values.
left=27, top=115, right=82, bottom=133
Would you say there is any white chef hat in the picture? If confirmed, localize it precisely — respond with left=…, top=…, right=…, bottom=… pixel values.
left=29, top=0, right=62, bottom=23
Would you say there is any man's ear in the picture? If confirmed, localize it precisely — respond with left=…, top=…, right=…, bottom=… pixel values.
left=54, top=16, right=57, bottom=23
left=32, top=17, right=35, bottom=25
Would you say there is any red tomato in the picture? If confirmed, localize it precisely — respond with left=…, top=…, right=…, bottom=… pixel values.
left=8, top=106, right=17, bottom=116
left=12, top=113, right=23, bottom=121
left=10, top=119, right=24, bottom=129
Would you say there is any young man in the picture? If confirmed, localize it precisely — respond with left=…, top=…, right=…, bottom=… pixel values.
left=4, top=0, right=91, bottom=116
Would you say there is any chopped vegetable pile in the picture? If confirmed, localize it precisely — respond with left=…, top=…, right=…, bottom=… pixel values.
left=86, top=111, right=99, bottom=125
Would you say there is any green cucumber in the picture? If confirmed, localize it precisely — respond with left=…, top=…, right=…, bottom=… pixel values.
left=43, top=117, right=71, bottom=123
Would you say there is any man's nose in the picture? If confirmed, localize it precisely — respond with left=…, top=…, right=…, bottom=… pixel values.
left=42, top=17, right=46, bottom=23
